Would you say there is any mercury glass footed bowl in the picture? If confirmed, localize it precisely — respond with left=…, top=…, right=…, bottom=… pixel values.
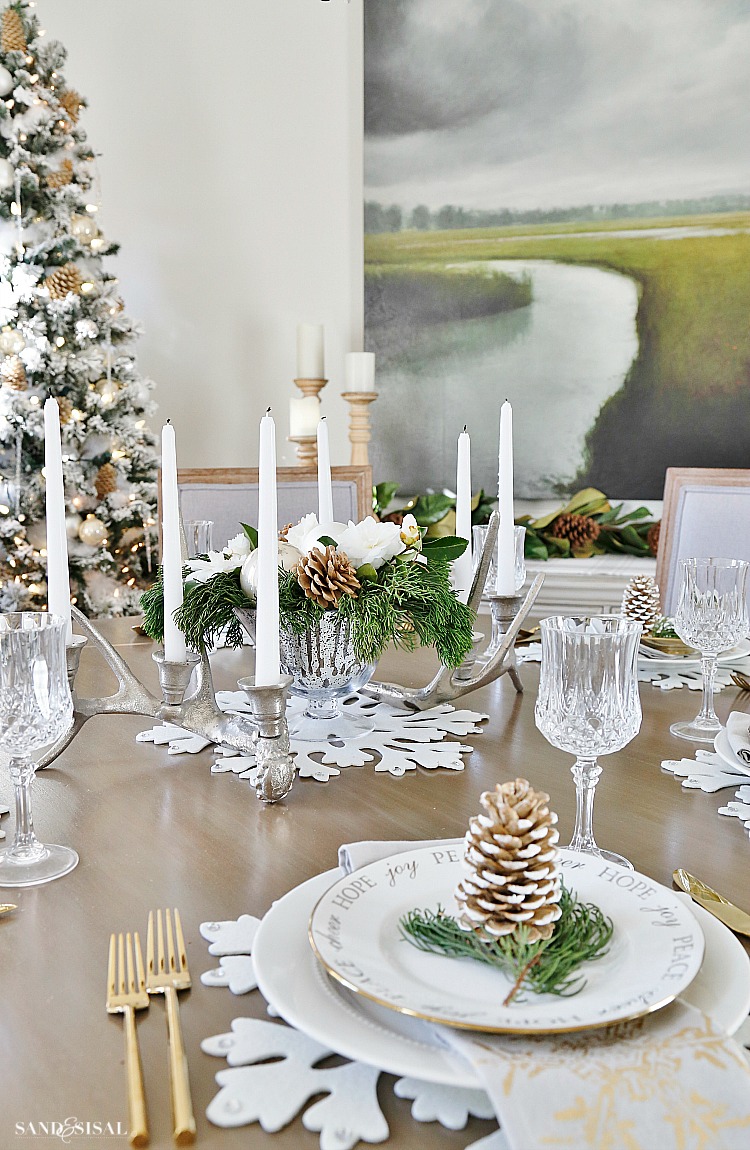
left=279, top=613, right=376, bottom=742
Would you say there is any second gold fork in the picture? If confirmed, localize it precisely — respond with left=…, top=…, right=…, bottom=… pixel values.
left=146, top=908, right=196, bottom=1146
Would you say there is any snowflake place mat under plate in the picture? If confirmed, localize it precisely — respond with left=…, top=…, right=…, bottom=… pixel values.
left=137, top=691, right=488, bottom=781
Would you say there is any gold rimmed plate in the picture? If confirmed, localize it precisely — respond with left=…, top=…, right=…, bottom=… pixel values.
left=308, top=847, right=705, bottom=1035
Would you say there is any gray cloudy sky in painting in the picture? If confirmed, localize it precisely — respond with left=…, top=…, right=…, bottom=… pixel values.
left=364, top=0, right=750, bottom=210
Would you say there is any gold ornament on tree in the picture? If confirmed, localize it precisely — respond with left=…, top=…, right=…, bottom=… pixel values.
left=56, top=396, right=74, bottom=424
left=295, top=546, right=360, bottom=609
left=455, top=778, right=562, bottom=944
left=94, top=462, right=118, bottom=500
left=621, top=574, right=661, bottom=634
left=1, top=354, right=27, bottom=390
left=78, top=514, right=107, bottom=548
left=44, top=263, right=84, bottom=300
left=1, top=7, right=26, bottom=53
left=58, top=89, right=84, bottom=123
left=46, top=159, right=73, bottom=189
left=549, top=512, right=601, bottom=554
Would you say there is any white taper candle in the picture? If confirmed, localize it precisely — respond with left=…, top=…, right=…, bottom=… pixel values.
left=161, top=421, right=187, bottom=662
left=255, top=409, right=281, bottom=686
left=317, top=417, right=334, bottom=525
left=453, top=426, right=473, bottom=603
left=43, top=398, right=72, bottom=641
left=495, top=400, right=516, bottom=595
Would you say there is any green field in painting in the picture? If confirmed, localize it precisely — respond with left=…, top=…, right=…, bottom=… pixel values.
left=365, top=215, right=750, bottom=495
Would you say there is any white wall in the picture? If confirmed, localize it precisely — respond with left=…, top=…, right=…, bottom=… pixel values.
left=47, top=0, right=363, bottom=469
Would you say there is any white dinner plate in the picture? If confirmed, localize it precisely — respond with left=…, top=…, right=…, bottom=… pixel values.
left=639, top=637, right=750, bottom=666
left=253, top=866, right=750, bottom=1087
left=309, top=847, right=705, bottom=1034
left=714, top=726, right=750, bottom=779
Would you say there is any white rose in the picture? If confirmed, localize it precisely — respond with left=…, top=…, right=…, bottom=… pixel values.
left=285, top=513, right=319, bottom=553
left=227, top=532, right=253, bottom=558
left=286, top=513, right=347, bottom=557
left=337, top=516, right=405, bottom=571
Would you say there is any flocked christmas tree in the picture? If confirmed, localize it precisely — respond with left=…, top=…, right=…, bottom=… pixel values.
left=0, top=0, right=158, bottom=616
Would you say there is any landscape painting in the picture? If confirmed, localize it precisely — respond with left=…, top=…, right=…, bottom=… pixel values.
left=364, top=0, right=750, bottom=499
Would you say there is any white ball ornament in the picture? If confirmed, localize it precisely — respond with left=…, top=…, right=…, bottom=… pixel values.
left=278, top=540, right=302, bottom=571
left=78, top=514, right=108, bottom=547
left=70, top=214, right=98, bottom=243
left=0, top=65, right=13, bottom=97
left=0, top=328, right=25, bottom=355
left=0, top=158, right=14, bottom=190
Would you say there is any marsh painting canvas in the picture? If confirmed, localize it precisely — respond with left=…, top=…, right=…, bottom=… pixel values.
left=364, top=0, right=750, bottom=500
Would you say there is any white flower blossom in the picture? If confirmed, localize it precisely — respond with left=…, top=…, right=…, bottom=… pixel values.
left=226, top=532, right=253, bottom=558
left=187, top=550, right=243, bottom=584
left=337, top=516, right=405, bottom=571
left=399, top=513, right=422, bottom=551
left=285, top=513, right=347, bottom=557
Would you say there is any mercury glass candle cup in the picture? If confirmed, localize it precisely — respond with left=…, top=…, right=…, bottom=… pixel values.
left=670, top=558, right=749, bottom=744
left=0, top=613, right=77, bottom=887
left=535, top=615, right=642, bottom=869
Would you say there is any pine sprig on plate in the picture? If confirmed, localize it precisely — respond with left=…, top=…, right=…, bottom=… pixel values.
left=399, top=885, right=613, bottom=1004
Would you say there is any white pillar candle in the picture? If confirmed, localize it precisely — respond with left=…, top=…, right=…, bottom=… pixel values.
left=453, top=426, right=473, bottom=603
left=289, top=395, right=320, bottom=437
left=495, top=400, right=516, bottom=595
left=255, top=409, right=281, bottom=686
left=43, top=398, right=72, bottom=641
left=161, top=421, right=187, bottom=663
left=317, top=417, right=334, bottom=525
left=345, top=352, right=375, bottom=392
left=296, top=323, right=324, bottom=379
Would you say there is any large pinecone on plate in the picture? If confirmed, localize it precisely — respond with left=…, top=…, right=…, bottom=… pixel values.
left=621, top=574, right=661, bottom=633
left=295, top=545, right=360, bottom=609
left=455, top=778, right=562, bottom=944
left=549, top=512, right=601, bottom=553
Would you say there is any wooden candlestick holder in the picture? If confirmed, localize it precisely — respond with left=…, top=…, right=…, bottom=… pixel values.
left=342, top=391, right=378, bottom=467
left=293, top=377, right=328, bottom=400
left=287, top=434, right=317, bottom=469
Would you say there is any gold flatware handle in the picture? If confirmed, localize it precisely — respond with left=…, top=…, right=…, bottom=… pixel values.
left=124, top=1005, right=149, bottom=1148
left=674, top=870, right=750, bottom=937
left=165, top=986, right=196, bottom=1146
left=0, top=903, right=17, bottom=916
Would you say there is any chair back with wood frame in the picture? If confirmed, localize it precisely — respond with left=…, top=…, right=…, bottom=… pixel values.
left=656, top=467, right=750, bottom=615
left=157, top=466, right=372, bottom=556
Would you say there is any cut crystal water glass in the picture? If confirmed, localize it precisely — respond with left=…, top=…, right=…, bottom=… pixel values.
left=670, top=557, right=749, bottom=744
left=535, top=615, right=642, bottom=869
left=0, top=613, right=77, bottom=886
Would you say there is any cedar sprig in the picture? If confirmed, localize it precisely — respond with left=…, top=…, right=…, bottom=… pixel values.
left=399, top=885, right=613, bottom=1003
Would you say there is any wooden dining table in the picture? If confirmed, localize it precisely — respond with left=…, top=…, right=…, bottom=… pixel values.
left=1, top=617, right=749, bottom=1149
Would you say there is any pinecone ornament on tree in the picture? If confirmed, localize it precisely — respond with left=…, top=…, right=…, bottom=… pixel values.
left=549, top=512, right=601, bottom=553
left=46, top=159, right=74, bottom=189
left=295, top=546, right=360, bottom=608
left=56, top=396, right=74, bottom=424
left=621, top=574, right=661, bottom=633
left=455, top=779, right=562, bottom=943
left=44, top=263, right=84, bottom=300
left=94, top=462, right=118, bottom=500
left=1, top=7, right=26, bottom=52
left=647, top=521, right=661, bottom=557
left=59, top=89, right=84, bottom=123
left=1, top=354, right=27, bottom=390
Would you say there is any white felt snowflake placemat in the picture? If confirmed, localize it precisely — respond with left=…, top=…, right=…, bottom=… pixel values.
left=137, top=691, right=488, bottom=782
left=661, top=752, right=750, bottom=837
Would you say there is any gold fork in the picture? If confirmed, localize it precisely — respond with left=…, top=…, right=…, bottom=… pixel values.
left=106, top=932, right=149, bottom=1148
left=146, top=908, right=196, bottom=1146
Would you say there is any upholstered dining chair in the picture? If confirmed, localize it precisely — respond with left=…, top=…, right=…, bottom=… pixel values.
left=656, top=467, right=750, bottom=615
left=158, top=466, right=372, bottom=555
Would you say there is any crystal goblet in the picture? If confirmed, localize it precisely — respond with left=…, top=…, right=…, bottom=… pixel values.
left=0, top=613, right=77, bottom=887
left=670, top=558, right=749, bottom=744
left=535, top=615, right=642, bottom=869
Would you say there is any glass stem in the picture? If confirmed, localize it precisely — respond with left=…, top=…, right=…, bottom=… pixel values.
left=304, top=696, right=341, bottom=722
left=568, top=757, right=602, bottom=856
left=7, top=756, right=45, bottom=862
left=698, top=654, right=719, bottom=724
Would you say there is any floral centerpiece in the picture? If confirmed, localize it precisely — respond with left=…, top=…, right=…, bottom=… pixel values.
left=141, top=513, right=475, bottom=669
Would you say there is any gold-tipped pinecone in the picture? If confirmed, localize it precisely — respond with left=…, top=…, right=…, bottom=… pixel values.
left=44, top=263, right=84, bottom=300
left=647, top=521, right=661, bottom=557
left=1, top=7, right=26, bottom=53
left=621, top=574, right=661, bottom=633
left=278, top=523, right=293, bottom=542
left=46, top=159, right=74, bottom=189
left=455, top=778, right=562, bottom=944
left=549, top=512, right=601, bottom=553
left=57, top=395, right=74, bottom=424
left=295, top=545, right=360, bottom=608
left=59, top=89, right=84, bottom=123
left=94, top=462, right=118, bottom=500
left=1, top=354, right=26, bottom=390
